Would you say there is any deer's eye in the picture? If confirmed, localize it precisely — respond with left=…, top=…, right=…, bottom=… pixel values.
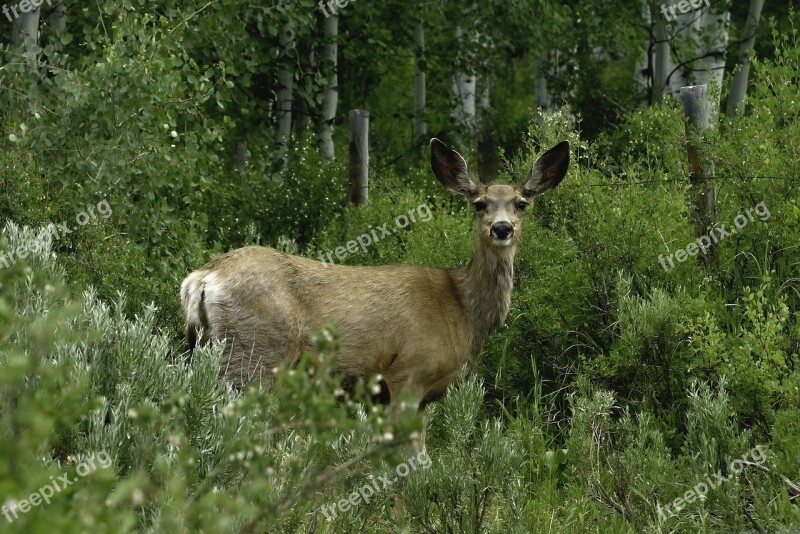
left=516, top=200, right=529, bottom=211
left=473, top=201, right=487, bottom=212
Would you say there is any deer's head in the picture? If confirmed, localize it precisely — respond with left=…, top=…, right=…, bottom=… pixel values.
left=430, top=138, right=570, bottom=249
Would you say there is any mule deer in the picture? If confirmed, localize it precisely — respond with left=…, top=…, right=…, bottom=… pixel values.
left=181, top=138, right=569, bottom=413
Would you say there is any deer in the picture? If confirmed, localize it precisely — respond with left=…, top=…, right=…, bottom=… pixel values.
left=180, top=138, right=569, bottom=418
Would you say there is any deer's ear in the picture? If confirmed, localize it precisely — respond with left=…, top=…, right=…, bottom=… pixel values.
left=518, top=141, right=570, bottom=198
left=430, top=138, right=479, bottom=198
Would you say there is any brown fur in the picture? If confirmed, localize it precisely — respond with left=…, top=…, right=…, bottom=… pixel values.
left=180, top=138, right=570, bottom=411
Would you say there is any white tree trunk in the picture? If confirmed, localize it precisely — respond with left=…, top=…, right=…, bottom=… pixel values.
left=654, top=16, right=670, bottom=100
left=452, top=72, right=477, bottom=129
left=534, top=56, right=552, bottom=123
left=726, top=0, right=765, bottom=118
left=320, top=14, right=338, bottom=161
left=274, top=9, right=294, bottom=160
left=11, top=5, right=41, bottom=49
left=535, top=70, right=550, bottom=110
left=662, top=2, right=730, bottom=99
left=234, top=141, right=247, bottom=170
left=641, top=0, right=728, bottom=104
left=49, top=0, right=66, bottom=33
left=634, top=0, right=652, bottom=93
left=692, top=1, right=731, bottom=96
left=348, top=110, right=369, bottom=206
left=413, top=21, right=427, bottom=141
left=636, top=0, right=678, bottom=103
left=477, top=79, right=497, bottom=182
left=666, top=10, right=695, bottom=97
left=452, top=27, right=477, bottom=132
left=11, top=5, right=40, bottom=75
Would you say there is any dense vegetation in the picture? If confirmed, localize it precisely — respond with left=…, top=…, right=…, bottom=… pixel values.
left=1, top=1, right=799, bottom=532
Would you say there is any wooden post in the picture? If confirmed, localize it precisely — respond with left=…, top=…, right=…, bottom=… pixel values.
left=680, top=85, right=717, bottom=264
left=348, top=110, right=369, bottom=206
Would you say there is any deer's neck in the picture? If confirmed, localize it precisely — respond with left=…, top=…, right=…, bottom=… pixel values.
left=452, top=241, right=516, bottom=363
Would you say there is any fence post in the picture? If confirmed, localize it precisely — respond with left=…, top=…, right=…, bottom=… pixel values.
left=680, top=85, right=717, bottom=264
left=348, top=110, right=369, bottom=206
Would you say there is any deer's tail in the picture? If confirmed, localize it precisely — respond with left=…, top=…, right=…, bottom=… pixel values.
left=180, top=271, right=210, bottom=354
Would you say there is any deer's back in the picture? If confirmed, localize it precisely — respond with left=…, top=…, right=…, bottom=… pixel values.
left=188, top=246, right=473, bottom=382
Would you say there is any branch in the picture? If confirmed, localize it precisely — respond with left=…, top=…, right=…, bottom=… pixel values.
left=738, top=460, right=800, bottom=500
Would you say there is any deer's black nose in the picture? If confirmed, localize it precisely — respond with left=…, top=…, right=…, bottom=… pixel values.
left=491, top=222, right=513, bottom=240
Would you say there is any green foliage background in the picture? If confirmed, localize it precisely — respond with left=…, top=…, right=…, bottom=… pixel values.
left=1, top=1, right=799, bottom=533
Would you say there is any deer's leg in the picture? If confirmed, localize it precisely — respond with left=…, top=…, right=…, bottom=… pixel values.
left=386, top=380, right=427, bottom=444
left=386, top=380, right=427, bottom=526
